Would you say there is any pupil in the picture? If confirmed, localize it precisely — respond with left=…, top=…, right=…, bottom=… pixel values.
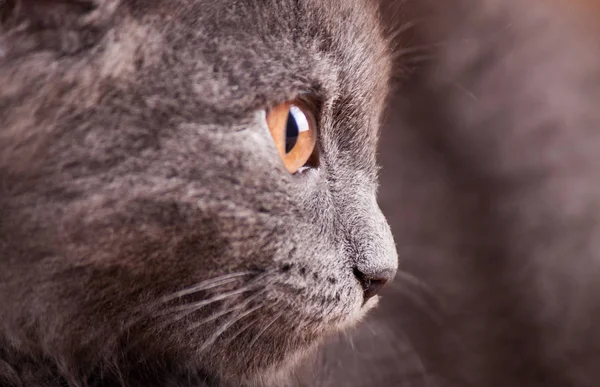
left=285, top=112, right=299, bottom=153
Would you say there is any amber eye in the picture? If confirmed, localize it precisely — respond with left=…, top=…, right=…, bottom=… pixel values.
left=266, top=99, right=318, bottom=174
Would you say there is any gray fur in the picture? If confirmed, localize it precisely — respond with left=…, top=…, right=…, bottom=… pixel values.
left=0, top=1, right=396, bottom=386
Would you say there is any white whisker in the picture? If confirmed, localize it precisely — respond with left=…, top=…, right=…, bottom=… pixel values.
left=172, top=285, right=253, bottom=313
left=154, top=285, right=256, bottom=330
left=184, top=287, right=270, bottom=332
left=221, top=315, right=262, bottom=347
left=97, top=271, right=268, bottom=354
left=160, top=271, right=258, bottom=303
left=183, top=302, right=247, bottom=332
left=393, top=326, right=431, bottom=387
left=395, top=270, right=438, bottom=301
left=247, top=304, right=284, bottom=349
left=387, top=18, right=426, bottom=43
left=197, top=304, right=265, bottom=354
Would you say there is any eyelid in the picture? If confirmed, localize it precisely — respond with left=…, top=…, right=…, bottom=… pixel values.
left=295, top=94, right=321, bottom=116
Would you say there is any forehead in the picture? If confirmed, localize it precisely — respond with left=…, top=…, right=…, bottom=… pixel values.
left=128, top=0, right=390, bottom=114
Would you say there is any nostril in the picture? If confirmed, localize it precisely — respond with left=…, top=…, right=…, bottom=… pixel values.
left=363, top=277, right=388, bottom=300
left=353, top=267, right=392, bottom=301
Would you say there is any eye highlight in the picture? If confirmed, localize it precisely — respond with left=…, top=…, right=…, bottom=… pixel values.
left=266, top=99, right=318, bottom=174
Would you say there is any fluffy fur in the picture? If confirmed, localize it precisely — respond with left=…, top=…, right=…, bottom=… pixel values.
left=0, top=1, right=396, bottom=386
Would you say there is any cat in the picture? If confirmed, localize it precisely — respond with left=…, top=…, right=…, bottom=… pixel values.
left=0, top=0, right=398, bottom=386
left=298, top=0, right=600, bottom=386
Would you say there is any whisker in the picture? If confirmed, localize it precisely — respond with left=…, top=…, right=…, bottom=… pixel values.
left=221, top=315, right=262, bottom=348
left=152, top=285, right=261, bottom=332
left=387, top=17, right=427, bottom=43
left=393, top=326, right=431, bottom=387
left=395, top=271, right=443, bottom=325
left=122, top=285, right=262, bottom=353
left=95, top=271, right=267, bottom=354
left=168, top=273, right=275, bottom=317
left=247, top=304, right=284, bottom=349
left=392, top=44, right=435, bottom=58
left=402, top=290, right=443, bottom=326
left=400, top=54, right=435, bottom=65
left=183, top=287, right=271, bottom=333
left=152, top=271, right=271, bottom=321
left=395, top=270, right=438, bottom=301
left=452, top=81, right=479, bottom=101
left=342, top=328, right=357, bottom=352
left=183, top=302, right=248, bottom=332
left=160, top=271, right=259, bottom=303
left=215, top=289, right=282, bottom=349
left=170, top=285, right=255, bottom=314
left=196, top=304, right=265, bottom=354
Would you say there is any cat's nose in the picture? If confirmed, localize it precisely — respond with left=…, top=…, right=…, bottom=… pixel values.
left=353, top=267, right=396, bottom=301
left=344, top=194, right=398, bottom=301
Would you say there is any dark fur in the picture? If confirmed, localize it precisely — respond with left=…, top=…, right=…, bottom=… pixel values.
left=302, top=0, right=600, bottom=386
left=0, top=1, right=396, bottom=386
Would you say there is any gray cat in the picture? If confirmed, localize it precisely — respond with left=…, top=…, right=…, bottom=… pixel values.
left=5, top=0, right=600, bottom=386
left=0, top=0, right=397, bottom=386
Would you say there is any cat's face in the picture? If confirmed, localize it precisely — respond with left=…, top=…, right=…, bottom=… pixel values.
left=0, top=0, right=396, bottom=385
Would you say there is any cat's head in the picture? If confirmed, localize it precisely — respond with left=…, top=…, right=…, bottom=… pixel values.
left=0, top=0, right=396, bottom=385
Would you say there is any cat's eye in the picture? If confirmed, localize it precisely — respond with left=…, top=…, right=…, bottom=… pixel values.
left=266, top=99, right=318, bottom=174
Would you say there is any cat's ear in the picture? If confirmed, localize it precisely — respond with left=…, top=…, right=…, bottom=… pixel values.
left=0, top=0, right=120, bottom=55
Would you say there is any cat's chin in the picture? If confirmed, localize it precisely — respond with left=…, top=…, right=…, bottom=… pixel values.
left=238, top=298, right=380, bottom=386
left=336, top=295, right=380, bottom=331
left=362, top=295, right=380, bottom=312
